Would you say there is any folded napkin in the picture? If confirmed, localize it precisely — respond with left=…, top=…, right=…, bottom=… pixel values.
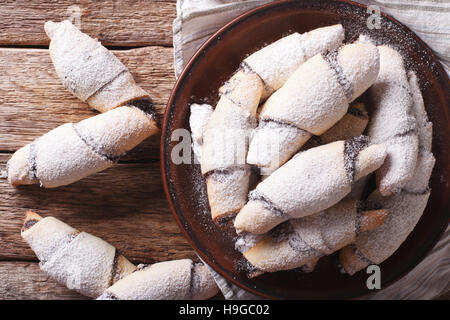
left=173, top=0, right=450, bottom=300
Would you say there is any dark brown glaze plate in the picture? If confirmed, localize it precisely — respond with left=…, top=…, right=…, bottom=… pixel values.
left=161, top=0, right=450, bottom=299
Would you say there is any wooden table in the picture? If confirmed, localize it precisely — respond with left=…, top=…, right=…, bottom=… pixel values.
left=0, top=0, right=203, bottom=300
left=0, top=0, right=448, bottom=300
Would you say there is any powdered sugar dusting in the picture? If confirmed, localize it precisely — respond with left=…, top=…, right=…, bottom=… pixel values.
left=40, top=231, right=116, bottom=298
left=367, top=46, right=417, bottom=142
left=185, top=23, right=436, bottom=279
left=243, top=199, right=366, bottom=275
left=367, top=45, right=420, bottom=195
left=403, top=150, right=435, bottom=194
left=247, top=121, right=311, bottom=171
left=74, top=106, right=156, bottom=159
left=201, top=98, right=254, bottom=174
left=236, top=138, right=385, bottom=235
left=259, top=53, right=348, bottom=135
left=337, top=43, right=380, bottom=102
left=320, top=200, right=357, bottom=251
left=292, top=213, right=334, bottom=255
left=189, top=103, right=213, bottom=163
left=256, top=141, right=350, bottom=219
left=206, top=168, right=250, bottom=221
left=248, top=42, right=379, bottom=171
left=46, top=20, right=127, bottom=102
left=190, top=104, right=213, bottom=145
left=346, top=67, right=435, bottom=272
left=200, top=69, right=263, bottom=220
left=98, top=259, right=218, bottom=300
left=357, top=190, right=430, bottom=264
left=234, top=232, right=265, bottom=254
left=22, top=216, right=121, bottom=298
left=34, top=123, right=112, bottom=187
left=22, top=217, right=78, bottom=263
left=376, top=134, right=419, bottom=195
left=7, top=106, right=155, bottom=188
left=243, top=223, right=318, bottom=273
left=320, top=102, right=369, bottom=144
left=244, top=24, right=345, bottom=98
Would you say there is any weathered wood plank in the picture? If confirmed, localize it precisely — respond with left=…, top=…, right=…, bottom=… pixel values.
left=0, top=261, right=86, bottom=300
left=0, top=0, right=207, bottom=301
left=0, top=261, right=223, bottom=300
left=0, top=154, right=195, bottom=264
left=0, top=0, right=176, bottom=47
left=0, top=46, right=174, bottom=157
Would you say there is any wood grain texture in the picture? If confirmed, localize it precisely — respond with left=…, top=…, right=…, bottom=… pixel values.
left=0, top=0, right=176, bottom=47
left=0, top=154, right=195, bottom=264
left=0, top=46, right=174, bottom=158
left=0, top=0, right=210, bottom=301
left=0, top=261, right=86, bottom=300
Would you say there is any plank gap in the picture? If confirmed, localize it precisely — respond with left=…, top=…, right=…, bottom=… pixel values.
left=0, top=44, right=173, bottom=50
left=0, top=44, right=49, bottom=50
left=0, top=256, right=38, bottom=263
left=117, top=158, right=160, bottom=164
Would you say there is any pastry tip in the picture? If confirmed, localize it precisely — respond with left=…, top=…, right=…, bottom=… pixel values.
left=44, top=20, right=58, bottom=39
left=22, top=211, right=42, bottom=233
left=360, top=208, right=388, bottom=232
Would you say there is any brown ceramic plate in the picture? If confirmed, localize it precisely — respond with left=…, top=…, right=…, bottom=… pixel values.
left=161, top=0, right=450, bottom=299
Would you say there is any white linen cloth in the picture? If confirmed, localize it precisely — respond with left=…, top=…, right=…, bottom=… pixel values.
left=173, top=0, right=450, bottom=300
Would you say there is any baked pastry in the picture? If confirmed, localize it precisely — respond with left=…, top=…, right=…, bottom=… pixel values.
left=45, top=20, right=150, bottom=113
left=190, top=101, right=369, bottom=175
left=234, top=102, right=370, bottom=272
left=199, top=24, right=347, bottom=224
left=6, top=105, right=157, bottom=187
left=4, top=20, right=159, bottom=188
left=22, top=212, right=219, bottom=299
left=235, top=136, right=387, bottom=234
left=319, top=102, right=369, bottom=145
left=201, top=70, right=263, bottom=224
left=190, top=103, right=213, bottom=163
left=21, top=211, right=136, bottom=298
left=339, top=71, right=435, bottom=275
left=366, top=45, right=419, bottom=196
left=241, top=199, right=387, bottom=278
left=98, top=260, right=218, bottom=300
left=300, top=101, right=369, bottom=152
left=242, top=24, right=345, bottom=99
left=234, top=227, right=329, bottom=275
left=247, top=43, right=380, bottom=173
